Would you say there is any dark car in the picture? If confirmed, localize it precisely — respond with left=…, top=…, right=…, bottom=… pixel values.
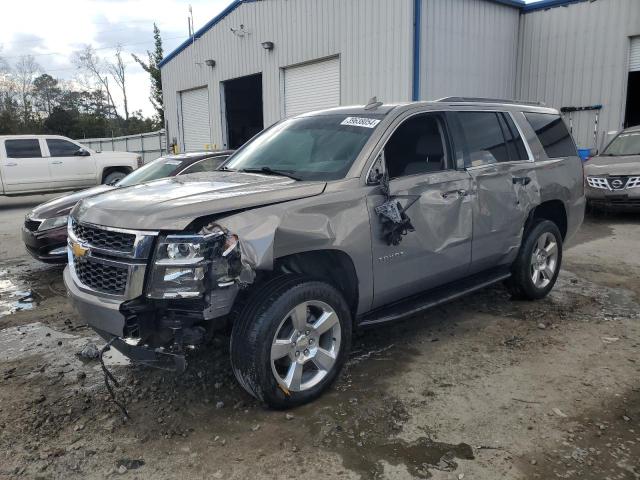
left=23, top=151, right=233, bottom=263
left=584, top=126, right=640, bottom=211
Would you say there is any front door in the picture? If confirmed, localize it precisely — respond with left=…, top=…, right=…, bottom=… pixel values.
left=368, top=112, right=473, bottom=308
left=1, top=138, right=51, bottom=193
left=45, top=138, right=96, bottom=188
left=452, top=110, right=539, bottom=273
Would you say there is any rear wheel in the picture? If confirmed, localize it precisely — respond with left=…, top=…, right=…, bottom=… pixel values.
left=103, top=170, right=127, bottom=185
left=230, top=275, right=351, bottom=409
left=507, top=219, right=562, bottom=300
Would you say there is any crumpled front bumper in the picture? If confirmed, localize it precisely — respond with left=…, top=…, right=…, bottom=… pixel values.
left=64, top=266, right=126, bottom=337
left=64, top=266, right=187, bottom=370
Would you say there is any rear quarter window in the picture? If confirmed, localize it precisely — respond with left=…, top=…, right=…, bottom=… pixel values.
left=524, top=112, right=577, bottom=159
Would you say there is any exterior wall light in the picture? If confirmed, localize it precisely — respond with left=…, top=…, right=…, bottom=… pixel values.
left=261, top=41, right=274, bottom=50
left=205, top=59, right=216, bottom=67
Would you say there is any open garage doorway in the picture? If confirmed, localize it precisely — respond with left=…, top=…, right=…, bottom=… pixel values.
left=624, top=72, right=640, bottom=128
left=626, top=37, right=640, bottom=128
left=222, top=73, right=264, bottom=149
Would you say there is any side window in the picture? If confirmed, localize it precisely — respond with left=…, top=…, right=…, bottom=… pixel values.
left=456, top=112, right=510, bottom=167
left=524, top=112, right=577, bottom=159
left=47, top=139, right=82, bottom=157
left=385, top=113, right=449, bottom=178
left=499, top=113, right=529, bottom=161
left=5, top=139, right=42, bottom=158
left=181, top=156, right=228, bottom=174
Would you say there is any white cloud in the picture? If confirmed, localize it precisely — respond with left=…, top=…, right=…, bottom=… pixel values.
left=0, top=0, right=230, bottom=117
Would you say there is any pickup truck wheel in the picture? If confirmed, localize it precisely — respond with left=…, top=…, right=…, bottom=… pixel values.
left=507, top=219, right=563, bottom=300
left=103, top=171, right=127, bottom=185
left=230, top=276, right=352, bottom=409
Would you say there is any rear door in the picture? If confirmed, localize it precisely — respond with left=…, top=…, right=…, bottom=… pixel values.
left=452, top=110, right=539, bottom=273
left=45, top=137, right=97, bottom=188
left=1, top=138, right=51, bottom=193
left=368, top=111, right=473, bottom=307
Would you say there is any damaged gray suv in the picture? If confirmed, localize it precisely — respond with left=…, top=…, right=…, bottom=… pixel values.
left=64, top=98, right=585, bottom=408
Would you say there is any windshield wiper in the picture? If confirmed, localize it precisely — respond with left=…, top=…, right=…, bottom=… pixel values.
left=239, top=167, right=301, bottom=181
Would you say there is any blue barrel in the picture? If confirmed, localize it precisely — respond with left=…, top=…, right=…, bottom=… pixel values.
left=577, top=148, right=591, bottom=162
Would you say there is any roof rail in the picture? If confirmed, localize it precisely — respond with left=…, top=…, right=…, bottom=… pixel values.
left=436, top=97, right=546, bottom=107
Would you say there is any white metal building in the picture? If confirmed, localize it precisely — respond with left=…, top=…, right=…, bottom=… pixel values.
left=159, top=0, right=640, bottom=153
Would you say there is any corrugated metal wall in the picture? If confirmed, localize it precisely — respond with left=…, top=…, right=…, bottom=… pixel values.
left=161, top=0, right=413, bottom=151
left=420, top=0, right=520, bottom=100
left=516, top=0, right=640, bottom=149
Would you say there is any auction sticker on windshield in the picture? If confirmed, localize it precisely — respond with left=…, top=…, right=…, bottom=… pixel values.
left=340, top=117, right=381, bottom=128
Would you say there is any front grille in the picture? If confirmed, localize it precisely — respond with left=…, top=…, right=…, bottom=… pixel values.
left=587, top=176, right=640, bottom=190
left=625, top=176, right=640, bottom=189
left=607, top=176, right=629, bottom=190
left=72, top=219, right=135, bottom=253
left=25, top=218, right=42, bottom=232
left=586, top=177, right=609, bottom=189
left=74, top=256, right=128, bottom=295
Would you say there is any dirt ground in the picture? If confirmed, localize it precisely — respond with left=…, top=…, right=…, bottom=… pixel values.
left=0, top=194, right=638, bottom=480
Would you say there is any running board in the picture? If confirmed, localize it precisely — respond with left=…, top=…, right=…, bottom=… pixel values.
left=358, top=267, right=511, bottom=327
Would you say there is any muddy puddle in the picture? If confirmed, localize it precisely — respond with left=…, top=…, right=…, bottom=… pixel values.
left=0, top=266, right=63, bottom=318
left=0, top=322, right=129, bottom=377
left=281, top=339, right=475, bottom=479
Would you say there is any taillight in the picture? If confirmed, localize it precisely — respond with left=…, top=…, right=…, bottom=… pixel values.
left=136, top=155, right=143, bottom=168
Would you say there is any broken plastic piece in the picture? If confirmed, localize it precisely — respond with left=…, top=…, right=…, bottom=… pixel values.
left=375, top=199, right=416, bottom=246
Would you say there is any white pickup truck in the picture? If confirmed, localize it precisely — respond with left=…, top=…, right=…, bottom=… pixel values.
left=0, top=134, right=142, bottom=195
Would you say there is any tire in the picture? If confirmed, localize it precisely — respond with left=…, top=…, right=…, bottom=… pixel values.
left=103, top=170, right=127, bottom=185
left=506, top=219, right=563, bottom=300
left=230, top=275, right=352, bottom=409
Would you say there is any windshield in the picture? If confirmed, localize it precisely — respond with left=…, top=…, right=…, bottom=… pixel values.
left=603, top=131, right=640, bottom=156
left=225, top=114, right=383, bottom=181
left=116, top=157, right=183, bottom=187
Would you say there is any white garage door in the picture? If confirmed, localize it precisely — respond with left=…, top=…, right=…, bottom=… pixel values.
left=181, top=87, right=211, bottom=152
left=630, top=36, right=640, bottom=72
left=284, top=57, right=340, bottom=117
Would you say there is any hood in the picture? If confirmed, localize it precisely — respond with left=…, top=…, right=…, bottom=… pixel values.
left=584, top=155, right=640, bottom=176
left=73, top=171, right=326, bottom=231
left=31, top=185, right=115, bottom=219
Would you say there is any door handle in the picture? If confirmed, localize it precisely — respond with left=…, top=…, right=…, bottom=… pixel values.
left=5, top=162, right=17, bottom=167
left=512, top=176, right=531, bottom=186
left=51, top=160, right=63, bottom=165
left=441, top=189, right=468, bottom=199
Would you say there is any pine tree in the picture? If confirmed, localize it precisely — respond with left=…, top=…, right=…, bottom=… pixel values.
left=132, top=23, right=164, bottom=124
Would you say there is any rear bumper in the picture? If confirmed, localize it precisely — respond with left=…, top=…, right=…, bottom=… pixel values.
left=22, top=226, right=68, bottom=263
left=64, top=265, right=126, bottom=337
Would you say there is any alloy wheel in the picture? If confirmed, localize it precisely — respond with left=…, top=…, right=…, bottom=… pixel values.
left=270, top=300, right=341, bottom=392
left=530, top=231, right=558, bottom=289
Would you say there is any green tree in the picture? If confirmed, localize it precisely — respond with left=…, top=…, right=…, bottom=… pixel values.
left=132, top=23, right=164, bottom=123
left=44, top=106, right=77, bottom=136
left=33, top=74, right=61, bottom=116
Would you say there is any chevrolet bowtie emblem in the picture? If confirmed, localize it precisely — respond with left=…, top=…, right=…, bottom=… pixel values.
left=71, top=241, right=89, bottom=257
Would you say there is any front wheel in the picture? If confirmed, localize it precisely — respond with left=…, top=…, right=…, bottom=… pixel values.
left=230, top=276, right=352, bottom=409
left=507, top=219, right=563, bottom=300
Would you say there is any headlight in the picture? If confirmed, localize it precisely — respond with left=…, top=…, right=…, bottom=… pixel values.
left=38, top=215, right=69, bottom=231
left=147, top=232, right=223, bottom=299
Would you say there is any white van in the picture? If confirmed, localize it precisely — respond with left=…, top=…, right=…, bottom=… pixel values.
left=0, top=134, right=141, bottom=195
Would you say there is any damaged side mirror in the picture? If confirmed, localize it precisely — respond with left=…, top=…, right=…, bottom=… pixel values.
left=368, top=152, right=392, bottom=199
left=367, top=153, right=386, bottom=185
